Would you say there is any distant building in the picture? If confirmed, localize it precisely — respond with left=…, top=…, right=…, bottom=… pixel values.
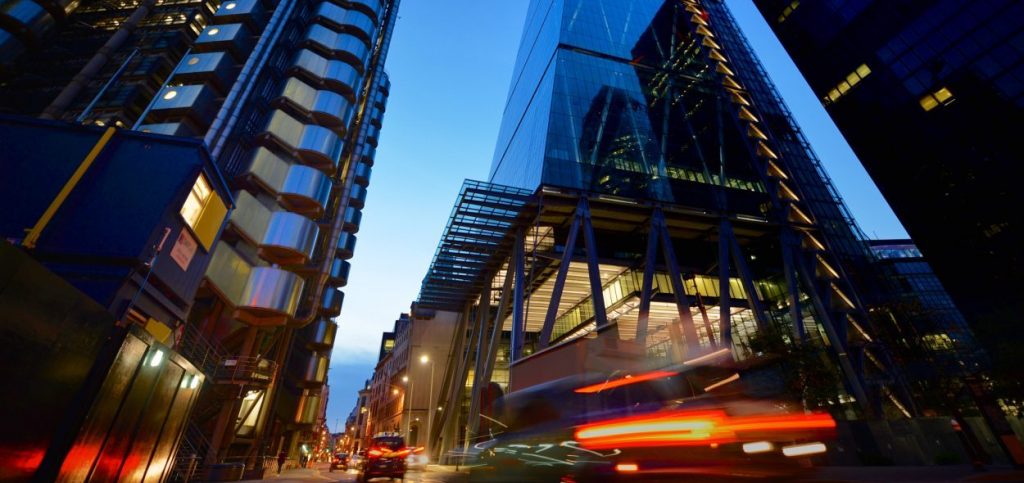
left=869, top=240, right=986, bottom=377
left=343, top=380, right=371, bottom=453
left=364, top=310, right=456, bottom=453
left=751, top=0, right=1024, bottom=378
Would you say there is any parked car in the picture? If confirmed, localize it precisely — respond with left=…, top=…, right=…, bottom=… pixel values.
left=329, top=452, right=349, bottom=472
left=360, top=434, right=408, bottom=482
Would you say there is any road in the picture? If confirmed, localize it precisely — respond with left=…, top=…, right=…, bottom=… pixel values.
left=244, top=464, right=467, bottom=483
left=249, top=463, right=1024, bottom=482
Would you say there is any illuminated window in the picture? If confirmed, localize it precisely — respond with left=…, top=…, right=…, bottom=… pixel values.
left=823, top=64, right=871, bottom=104
left=919, top=87, right=954, bottom=111
left=181, top=174, right=213, bottom=229
left=777, top=1, right=799, bottom=23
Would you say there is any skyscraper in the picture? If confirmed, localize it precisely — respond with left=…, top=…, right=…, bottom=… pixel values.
left=750, top=0, right=1024, bottom=379
left=1, top=0, right=400, bottom=475
left=415, top=0, right=942, bottom=464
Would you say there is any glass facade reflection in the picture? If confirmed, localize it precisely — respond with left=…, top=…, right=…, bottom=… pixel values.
left=753, top=0, right=1024, bottom=378
left=870, top=240, right=985, bottom=375
left=493, top=0, right=767, bottom=207
left=491, top=0, right=870, bottom=263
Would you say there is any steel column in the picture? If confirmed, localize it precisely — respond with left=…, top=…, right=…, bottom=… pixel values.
left=718, top=221, right=733, bottom=350
left=635, top=218, right=659, bottom=345
left=538, top=208, right=582, bottom=348
left=691, top=278, right=717, bottom=349
left=723, top=220, right=770, bottom=330
left=467, top=262, right=514, bottom=440
left=579, top=199, right=608, bottom=329
left=792, top=246, right=872, bottom=416
left=653, top=209, right=700, bottom=357
left=510, top=228, right=526, bottom=361
left=780, top=230, right=806, bottom=341
left=433, top=301, right=475, bottom=459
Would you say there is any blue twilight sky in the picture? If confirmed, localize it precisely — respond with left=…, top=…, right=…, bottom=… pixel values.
left=324, top=0, right=908, bottom=429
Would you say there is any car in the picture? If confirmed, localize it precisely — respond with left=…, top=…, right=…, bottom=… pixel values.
left=329, top=452, right=349, bottom=472
left=360, top=434, right=408, bottom=482
left=469, top=355, right=836, bottom=482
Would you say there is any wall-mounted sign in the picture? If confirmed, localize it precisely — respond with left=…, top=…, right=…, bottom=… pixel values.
left=170, top=228, right=198, bottom=271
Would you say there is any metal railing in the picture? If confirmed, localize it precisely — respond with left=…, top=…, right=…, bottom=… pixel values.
left=214, top=356, right=278, bottom=386
left=175, top=321, right=227, bottom=378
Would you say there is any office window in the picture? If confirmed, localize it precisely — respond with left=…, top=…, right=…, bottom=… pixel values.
left=777, top=0, right=800, bottom=23
left=180, top=173, right=228, bottom=250
left=823, top=64, right=871, bottom=103
left=919, top=87, right=955, bottom=111
left=181, top=174, right=212, bottom=228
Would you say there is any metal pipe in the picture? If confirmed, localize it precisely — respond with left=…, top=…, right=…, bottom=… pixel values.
left=132, top=47, right=191, bottom=130
left=77, top=47, right=140, bottom=123
left=41, top=0, right=157, bottom=120
left=203, top=0, right=297, bottom=155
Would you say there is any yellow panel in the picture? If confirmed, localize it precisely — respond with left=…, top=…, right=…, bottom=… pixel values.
left=144, top=318, right=173, bottom=345
left=702, top=37, right=721, bottom=50
left=195, top=190, right=228, bottom=251
left=738, top=106, right=760, bottom=123
left=756, top=140, right=778, bottom=159
left=747, top=123, right=768, bottom=140
left=766, top=160, right=789, bottom=180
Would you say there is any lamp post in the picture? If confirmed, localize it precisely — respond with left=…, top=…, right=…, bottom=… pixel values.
left=401, top=376, right=413, bottom=443
left=420, top=354, right=435, bottom=461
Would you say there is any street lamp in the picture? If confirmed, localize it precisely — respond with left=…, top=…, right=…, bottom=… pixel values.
left=421, top=354, right=435, bottom=461
left=404, top=377, right=414, bottom=443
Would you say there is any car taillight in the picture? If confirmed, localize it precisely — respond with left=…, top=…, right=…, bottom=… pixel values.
left=368, top=449, right=382, bottom=457
left=575, top=409, right=835, bottom=449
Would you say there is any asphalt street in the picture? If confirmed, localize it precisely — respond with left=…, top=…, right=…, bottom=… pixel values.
left=243, top=464, right=467, bottom=483
left=246, top=462, right=1024, bottom=483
